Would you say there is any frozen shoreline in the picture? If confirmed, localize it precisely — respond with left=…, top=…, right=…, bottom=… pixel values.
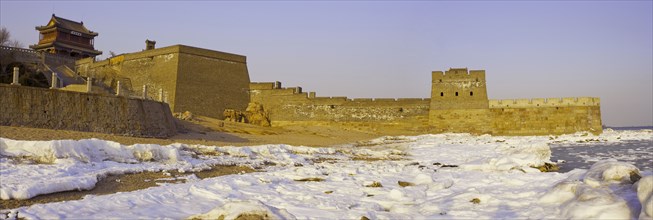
left=1, top=129, right=652, bottom=219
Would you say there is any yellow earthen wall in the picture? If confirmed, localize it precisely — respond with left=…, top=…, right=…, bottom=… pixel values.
left=249, top=82, right=431, bottom=131
left=430, top=69, right=489, bottom=110
left=76, top=45, right=251, bottom=119
left=175, top=48, right=250, bottom=119
left=0, top=84, right=177, bottom=137
left=429, top=106, right=602, bottom=135
left=489, top=106, right=602, bottom=135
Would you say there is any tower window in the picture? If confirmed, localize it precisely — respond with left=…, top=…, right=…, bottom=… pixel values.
left=470, top=91, right=473, bottom=96
left=455, top=92, right=458, bottom=96
left=440, top=92, right=444, bottom=97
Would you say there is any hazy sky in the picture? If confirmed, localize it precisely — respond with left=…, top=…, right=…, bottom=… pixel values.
left=1, top=1, right=651, bottom=127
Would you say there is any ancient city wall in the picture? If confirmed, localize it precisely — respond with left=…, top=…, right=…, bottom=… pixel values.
left=429, top=105, right=602, bottom=135
left=488, top=97, right=602, bottom=135
left=429, top=68, right=602, bottom=135
left=430, top=98, right=604, bottom=135
left=76, top=47, right=180, bottom=104
left=489, top=97, right=600, bottom=108
left=430, top=69, right=489, bottom=110
left=76, top=45, right=251, bottom=119
left=174, top=46, right=250, bottom=119
left=0, top=84, right=177, bottom=137
left=250, top=82, right=431, bottom=132
left=489, top=105, right=602, bottom=135
left=254, top=78, right=602, bottom=135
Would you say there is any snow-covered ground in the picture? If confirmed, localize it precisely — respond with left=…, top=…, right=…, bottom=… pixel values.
left=1, top=129, right=651, bottom=219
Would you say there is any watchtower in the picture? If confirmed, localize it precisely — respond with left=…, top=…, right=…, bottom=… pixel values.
left=430, top=68, right=489, bottom=110
left=29, top=14, right=102, bottom=58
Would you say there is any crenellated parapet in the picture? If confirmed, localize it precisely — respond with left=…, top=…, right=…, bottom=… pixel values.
left=251, top=66, right=602, bottom=135
left=249, top=81, right=431, bottom=128
left=250, top=81, right=429, bottom=104
left=489, top=97, right=601, bottom=108
left=431, top=68, right=487, bottom=81
left=428, top=67, right=602, bottom=135
left=430, top=68, right=489, bottom=110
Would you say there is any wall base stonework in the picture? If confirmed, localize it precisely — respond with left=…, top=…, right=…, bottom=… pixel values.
left=0, top=84, right=177, bottom=137
left=489, top=106, right=602, bottom=135
left=428, top=109, right=493, bottom=134
left=271, top=118, right=431, bottom=134
left=429, top=106, right=602, bottom=135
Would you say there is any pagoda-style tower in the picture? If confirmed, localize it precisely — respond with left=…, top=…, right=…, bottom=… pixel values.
left=29, top=14, right=102, bottom=58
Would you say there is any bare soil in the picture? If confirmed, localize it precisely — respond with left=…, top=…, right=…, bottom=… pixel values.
left=0, top=115, right=396, bottom=147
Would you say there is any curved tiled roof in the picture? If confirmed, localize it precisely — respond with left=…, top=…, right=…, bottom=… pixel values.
left=36, top=14, right=98, bottom=36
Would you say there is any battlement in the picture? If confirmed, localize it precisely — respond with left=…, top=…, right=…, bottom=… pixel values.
left=430, top=68, right=489, bottom=110
left=77, top=44, right=246, bottom=69
left=250, top=81, right=430, bottom=104
left=432, top=68, right=486, bottom=82
left=489, top=97, right=601, bottom=108
left=248, top=80, right=431, bottom=126
left=250, top=66, right=601, bottom=135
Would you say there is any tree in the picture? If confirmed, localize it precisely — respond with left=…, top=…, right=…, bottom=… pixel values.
left=0, top=27, right=23, bottom=48
left=0, top=27, right=10, bottom=46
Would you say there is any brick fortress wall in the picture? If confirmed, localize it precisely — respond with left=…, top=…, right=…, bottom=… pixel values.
left=428, top=68, right=602, bottom=135
left=251, top=68, right=602, bottom=135
left=76, top=45, right=251, bottom=119
left=249, top=82, right=431, bottom=133
left=0, top=84, right=177, bottom=137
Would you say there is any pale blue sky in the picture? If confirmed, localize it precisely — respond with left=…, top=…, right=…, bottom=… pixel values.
left=1, top=1, right=651, bottom=127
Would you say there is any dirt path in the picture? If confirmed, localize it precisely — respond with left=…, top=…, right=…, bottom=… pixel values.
left=0, top=118, right=384, bottom=148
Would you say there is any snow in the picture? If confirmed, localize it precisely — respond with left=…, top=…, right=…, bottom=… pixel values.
left=189, top=200, right=297, bottom=220
left=636, top=176, right=653, bottom=219
left=1, top=129, right=652, bottom=219
left=539, top=160, right=643, bottom=219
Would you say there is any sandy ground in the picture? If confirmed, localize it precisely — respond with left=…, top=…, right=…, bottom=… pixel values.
left=0, top=115, right=424, bottom=210
left=0, top=116, right=399, bottom=147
